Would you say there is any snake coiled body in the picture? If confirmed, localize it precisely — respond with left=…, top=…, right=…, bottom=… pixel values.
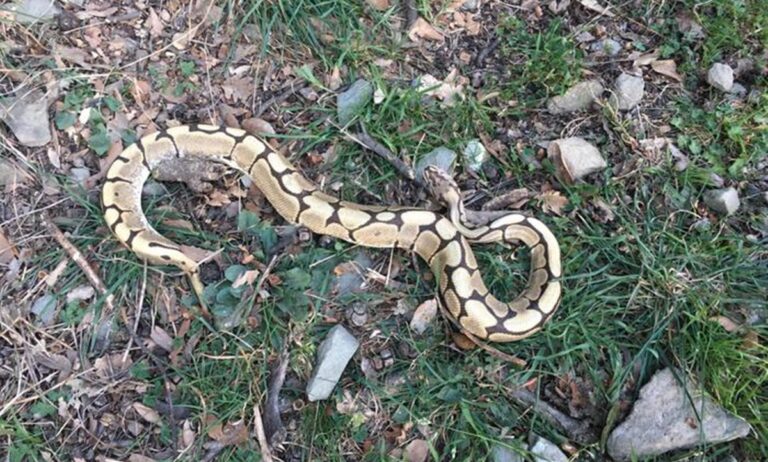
left=102, top=125, right=562, bottom=342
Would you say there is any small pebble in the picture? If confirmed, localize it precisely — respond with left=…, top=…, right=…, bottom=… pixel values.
left=69, top=167, right=91, bottom=185
left=464, top=139, right=489, bottom=171
left=707, top=63, right=734, bottom=92
left=704, top=187, right=740, bottom=215
left=609, top=73, right=644, bottom=111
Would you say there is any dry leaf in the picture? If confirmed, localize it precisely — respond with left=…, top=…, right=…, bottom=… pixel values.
left=632, top=49, right=660, bottom=67
left=408, top=17, right=444, bottom=42
left=180, top=419, right=196, bottom=449
left=133, top=403, right=162, bottom=424
left=0, top=227, right=17, bottom=264
left=711, top=315, right=740, bottom=332
left=66, top=285, right=96, bottom=303
left=162, top=218, right=195, bottom=231
left=404, top=439, right=429, bottom=462
left=579, top=0, right=615, bottom=16
left=147, top=8, right=164, bottom=38
left=150, top=326, right=174, bottom=352
left=651, top=59, right=683, bottom=82
left=232, top=269, right=260, bottom=289
left=206, top=417, right=249, bottom=446
left=410, top=299, right=438, bottom=334
left=452, top=332, right=476, bottom=350
left=365, top=0, right=390, bottom=10
left=538, top=190, right=569, bottom=216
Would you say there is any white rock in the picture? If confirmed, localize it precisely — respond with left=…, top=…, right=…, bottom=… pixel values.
left=607, top=368, right=752, bottom=461
left=707, top=63, right=734, bottom=92
left=415, top=147, right=457, bottom=180
left=69, top=167, right=91, bottom=185
left=464, top=139, right=489, bottom=171
left=0, top=90, right=51, bottom=146
left=306, top=325, right=359, bottom=401
left=547, top=137, right=607, bottom=182
left=529, top=436, right=567, bottom=462
left=409, top=299, right=438, bottom=334
left=609, top=73, right=644, bottom=111
left=2, top=0, right=60, bottom=24
left=704, top=187, right=740, bottom=215
left=547, top=80, right=604, bottom=114
left=491, top=444, right=524, bottom=462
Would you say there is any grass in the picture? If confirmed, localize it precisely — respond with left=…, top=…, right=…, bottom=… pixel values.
left=1, top=0, right=767, bottom=460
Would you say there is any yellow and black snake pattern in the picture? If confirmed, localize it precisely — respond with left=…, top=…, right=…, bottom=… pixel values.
left=102, top=125, right=562, bottom=342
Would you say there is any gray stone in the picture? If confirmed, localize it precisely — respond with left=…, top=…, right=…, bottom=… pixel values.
left=2, top=0, right=60, bottom=24
left=704, top=187, right=740, bottom=215
left=414, top=147, right=456, bottom=180
left=306, top=325, right=359, bottom=401
left=707, top=63, right=734, bottom=92
left=491, top=444, right=524, bottom=462
left=529, top=436, right=567, bottom=462
left=607, top=368, right=752, bottom=461
left=69, top=167, right=91, bottom=185
left=547, top=80, right=604, bottom=114
left=0, top=90, right=51, bottom=146
left=594, top=38, right=621, bottom=56
left=337, top=79, right=373, bottom=125
left=142, top=180, right=168, bottom=198
left=31, top=294, right=57, bottom=326
left=460, top=0, right=480, bottom=11
left=463, top=139, right=489, bottom=171
left=547, top=137, right=606, bottom=182
left=609, top=73, right=644, bottom=111
left=728, top=83, right=747, bottom=97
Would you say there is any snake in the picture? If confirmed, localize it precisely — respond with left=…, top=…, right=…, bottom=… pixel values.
left=101, top=124, right=562, bottom=342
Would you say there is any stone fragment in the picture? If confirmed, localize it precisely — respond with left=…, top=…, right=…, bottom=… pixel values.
left=415, top=147, right=456, bottom=180
left=707, top=63, right=734, bottom=92
left=547, top=137, right=606, bottom=182
left=306, top=325, right=359, bottom=401
left=609, top=73, right=644, bottom=111
left=0, top=90, right=51, bottom=146
left=547, top=80, right=604, bottom=114
left=704, top=187, right=740, bottom=215
left=529, top=436, right=568, bottom=462
left=337, top=79, right=373, bottom=125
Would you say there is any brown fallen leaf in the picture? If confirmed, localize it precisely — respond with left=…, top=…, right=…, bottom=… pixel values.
left=150, top=326, right=174, bottom=352
left=147, top=8, right=164, bottom=38
left=537, top=190, right=569, bottom=216
left=133, top=402, right=162, bottom=424
left=651, top=59, right=683, bottom=82
left=579, top=0, right=615, bottom=16
left=408, top=17, right=444, bottom=42
left=0, top=227, right=17, bottom=264
left=404, top=439, right=429, bottom=462
left=632, top=49, right=661, bottom=68
left=452, top=332, right=476, bottom=350
left=365, top=0, right=391, bottom=10
left=711, top=315, right=740, bottom=332
left=162, top=218, right=195, bottom=231
left=206, top=416, right=250, bottom=447
left=232, top=269, right=260, bottom=289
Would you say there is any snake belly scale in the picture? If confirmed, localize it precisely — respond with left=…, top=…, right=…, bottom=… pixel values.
left=102, top=124, right=562, bottom=342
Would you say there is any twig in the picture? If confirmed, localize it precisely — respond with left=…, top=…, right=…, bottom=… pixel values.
left=510, top=388, right=598, bottom=444
left=41, top=211, right=116, bottom=319
left=348, top=132, right=422, bottom=186
left=253, top=405, right=274, bottom=462
left=474, top=35, right=501, bottom=66
left=254, top=79, right=309, bottom=118
left=264, top=346, right=290, bottom=445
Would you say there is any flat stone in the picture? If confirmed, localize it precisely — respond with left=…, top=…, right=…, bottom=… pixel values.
left=306, top=325, right=359, bottom=401
left=609, top=73, right=644, bottom=111
left=142, top=180, right=168, bottom=198
left=707, top=63, right=734, bottom=92
left=463, top=139, right=489, bottom=171
left=337, top=79, right=373, bottom=125
left=415, top=147, right=456, bottom=180
left=704, top=187, right=740, bottom=215
left=69, top=167, right=91, bottom=185
left=2, top=0, right=60, bottom=24
left=547, top=80, right=604, bottom=114
left=491, top=444, right=524, bottom=462
left=529, top=436, right=567, bottom=462
left=607, top=368, right=752, bottom=461
left=547, top=137, right=607, bottom=182
left=0, top=90, right=51, bottom=146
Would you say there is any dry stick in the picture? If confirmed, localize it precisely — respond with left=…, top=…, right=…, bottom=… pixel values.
left=510, top=388, right=597, bottom=444
left=41, top=212, right=116, bottom=319
left=253, top=405, right=275, bottom=462
left=254, top=79, right=309, bottom=118
left=347, top=132, right=422, bottom=186
left=264, top=346, right=290, bottom=445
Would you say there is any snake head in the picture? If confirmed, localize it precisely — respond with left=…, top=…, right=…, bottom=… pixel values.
left=422, top=165, right=461, bottom=208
